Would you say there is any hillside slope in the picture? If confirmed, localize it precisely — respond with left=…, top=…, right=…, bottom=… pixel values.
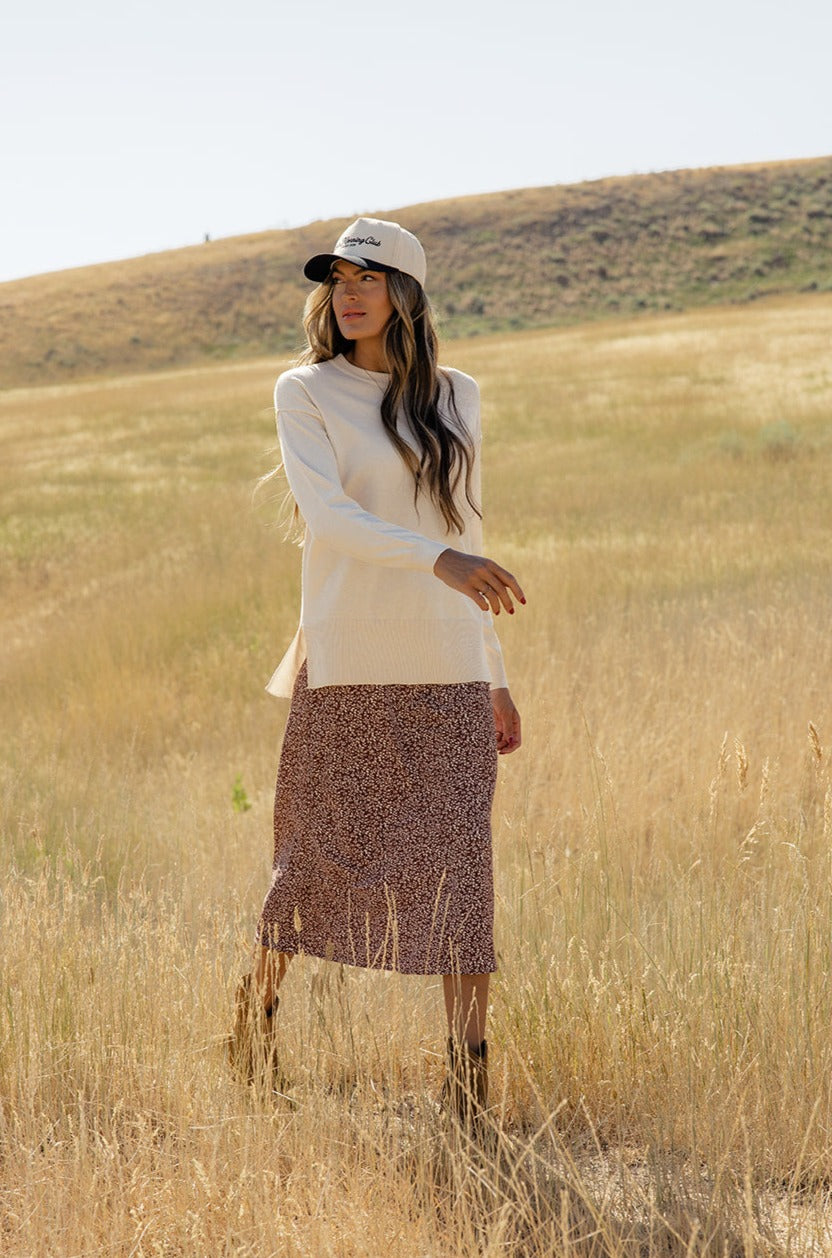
left=1, top=156, right=830, bottom=387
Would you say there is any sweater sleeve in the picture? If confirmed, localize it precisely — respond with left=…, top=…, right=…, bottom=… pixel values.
left=462, top=379, right=509, bottom=691
left=276, top=373, right=447, bottom=571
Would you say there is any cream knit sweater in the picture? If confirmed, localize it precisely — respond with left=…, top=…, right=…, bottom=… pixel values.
left=265, top=354, right=507, bottom=697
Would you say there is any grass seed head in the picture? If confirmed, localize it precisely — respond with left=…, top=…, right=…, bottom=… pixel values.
left=759, top=757, right=770, bottom=812
left=734, top=738, right=749, bottom=793
left=807, top=721, right=823, bottom=765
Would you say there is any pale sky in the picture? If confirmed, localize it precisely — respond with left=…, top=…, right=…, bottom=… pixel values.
left=2, top=0, right=830, bottom=283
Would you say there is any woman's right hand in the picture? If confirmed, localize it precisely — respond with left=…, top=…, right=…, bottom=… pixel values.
left=433, top=548, right=525, bottom=616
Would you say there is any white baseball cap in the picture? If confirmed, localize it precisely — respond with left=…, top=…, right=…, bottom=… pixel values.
left=303, top=216, right=427, bottom=287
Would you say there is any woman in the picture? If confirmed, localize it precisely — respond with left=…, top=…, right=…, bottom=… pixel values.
left=230, top=217, right=524, bottom=1118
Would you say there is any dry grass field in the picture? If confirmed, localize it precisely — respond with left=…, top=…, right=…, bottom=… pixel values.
left=2, top=293, right=832, bottom=1254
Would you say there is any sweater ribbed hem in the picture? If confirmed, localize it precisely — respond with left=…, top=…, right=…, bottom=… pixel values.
left=265, top=618, right=494, bottom=696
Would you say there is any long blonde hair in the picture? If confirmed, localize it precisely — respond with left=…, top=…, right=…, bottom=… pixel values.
left=300, top=269, right=478, bottom=534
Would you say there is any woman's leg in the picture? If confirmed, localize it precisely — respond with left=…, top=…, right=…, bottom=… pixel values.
left=228, top=948, right=292, bottom=1081
left=253, top=946, right=293, bottom=1011
left=442, top=972, right=489, bottom=1048
left=441, top=973, right=490, bottom=1117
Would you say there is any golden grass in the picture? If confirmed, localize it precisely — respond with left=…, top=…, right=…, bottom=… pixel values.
left=2, top=294, right=832, bottom=1254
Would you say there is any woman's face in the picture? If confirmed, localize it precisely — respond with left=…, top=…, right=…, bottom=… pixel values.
left=330, top=260, right=394, bottom=349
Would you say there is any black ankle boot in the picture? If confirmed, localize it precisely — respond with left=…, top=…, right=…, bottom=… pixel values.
left=441, top=1037, right=488, bottom=1121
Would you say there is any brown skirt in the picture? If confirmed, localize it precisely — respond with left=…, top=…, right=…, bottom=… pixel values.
left=258, top=662, right=498, bottom=974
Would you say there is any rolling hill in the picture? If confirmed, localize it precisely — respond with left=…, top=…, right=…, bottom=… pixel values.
left=1, top=155, right=830, bottom=388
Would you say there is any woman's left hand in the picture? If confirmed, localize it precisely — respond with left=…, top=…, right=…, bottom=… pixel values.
left=492, top=688, right=521, bottom=755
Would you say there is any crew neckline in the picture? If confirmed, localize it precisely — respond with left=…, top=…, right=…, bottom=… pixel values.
left=330, top=354, right=390, bottom=384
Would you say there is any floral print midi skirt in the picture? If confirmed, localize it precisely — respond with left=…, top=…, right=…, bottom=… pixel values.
left=258, top=662, right=498, bottom=974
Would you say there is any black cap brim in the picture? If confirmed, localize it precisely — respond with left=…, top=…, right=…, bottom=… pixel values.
left=303, top=252, right=397, bottom=282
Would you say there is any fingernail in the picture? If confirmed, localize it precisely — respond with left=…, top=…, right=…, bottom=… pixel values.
left=509, top=608, right=514, bottom=614
left=520, top=597, right=526, bottom=605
